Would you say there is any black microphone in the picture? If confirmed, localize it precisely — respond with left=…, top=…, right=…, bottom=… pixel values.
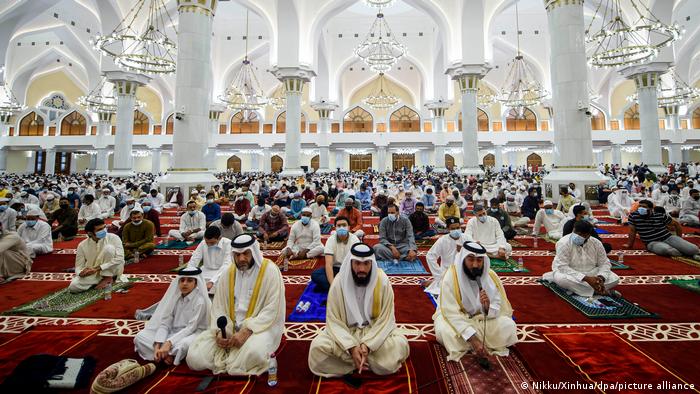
left=217, top=316, right=227, bottom=339
left=475, top=278, right=491, bottom=371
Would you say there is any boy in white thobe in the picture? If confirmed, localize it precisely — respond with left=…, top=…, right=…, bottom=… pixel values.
left=187, top=226, right=232, bottom=291
left=465, top=205, right=511, bottom=259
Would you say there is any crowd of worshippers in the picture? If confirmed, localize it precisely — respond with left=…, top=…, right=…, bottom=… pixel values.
left=1, top=164, right=700, bottom=376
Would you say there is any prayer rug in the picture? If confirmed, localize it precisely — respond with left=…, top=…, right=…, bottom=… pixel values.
left=275, top=258, right=319, bottom=270
left=539, top=280, right=657, bottom=319
left=507, top=239, right=528, bottom=248
left=320, top=223, right=333, bottom=235
left=142, top=366, right=255, bottom=394
left=309, top=360, right=417, bottom=394
left=415, top=238, right=437, bottom=247
left=491, top=258, right=530, bottom=273
left=377, top=260, right=428, bottom=275
left=428, top=342, right=540, bottom=394
left=3, top=280, right=134, bottom=317
left=610, top=259, right=631, bottom=270
left=665, top=278, right=700, bottom=295
left=287, top=281, right=327, bottom=323
left=154, top=240, right=200, bottom=250
left=539, top=234, right=558, bottom=244
left=594, top=227, right=610, bottom=234
left=262, top=241, right=285, bottom=250
left=425, top=290, right=439, bottom=308
left=539, top=327, right=696, bottom=392
left=433, top=224, right=449, bottom=234
left=671, top=256, right=700, bottom=268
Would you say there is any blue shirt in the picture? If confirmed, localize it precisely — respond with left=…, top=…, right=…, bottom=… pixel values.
left=201, top=203, right=221, bottom=222
left=421, top=194, right=436, bottom=207
left=289, top=199, right=306, bottom=218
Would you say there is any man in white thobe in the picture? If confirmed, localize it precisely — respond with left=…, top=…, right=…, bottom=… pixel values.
left=68, top=218, right=127, bottom=293
left=308, top=243, right=409, bottom=377
left=277, top=208, right=323, bottom=264
left=433, top=242, right=517, bottom=361
left=168, top=201, right=206, bottom=242
left=424, top=217, right=466, bottom=295
left=533, top=200, right=566, bottom=240
left=465, top=204, right=511, bottom=259
left=134, top=267, right=211, bottom=365
left=608, top=187, right=633, bottom=222
left=16, top=208, right=53, bottom=258
left=147, top=189, right=165, bottom=213
left=679, top=189, right=700, bottom=226
left=97, top=188, right=116, bottom=218
left=186, top=234, right=285, bottom=376
left=78, top=194, right=103, bottom=225
left=187, top=226, right=233, bottom=291
left=0, top=198, right=18, bottom=232
left=504, top=194, right=530, bottom=229
left=543, top=220, right=620, bottom=297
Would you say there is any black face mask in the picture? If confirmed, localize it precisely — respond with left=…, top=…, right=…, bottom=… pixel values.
left=462, top=263, right=484, bottom=281
left=352, top=267, right=372, bottom=287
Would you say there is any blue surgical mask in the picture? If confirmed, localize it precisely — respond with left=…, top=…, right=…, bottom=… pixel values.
left=143, top=206, right=152, bottom=213
left=478, top=216, right=487, bottom=223
left=637, top=207, right=648, bottom=216
left=449, top=229, right=462, bottom=239
left=545, top=208, right=554, bottom=215
left=95, top=229, right=107, bottom=239
left=188, top=211, right=196, bottom=216
left=25, top=220, right=37, bottom=227
left=570, top=233, right=586, bottom=246
left=207, top=199, right=214, bottom=204
left=388, top=214, right=398, bottom=222
left=301, top=216, right=311, bottom=225
left=127, top=204, right=135, bottom=210
left=0, top=205, right=7, bottom=212
left=336, top=227, right=349, bottom=237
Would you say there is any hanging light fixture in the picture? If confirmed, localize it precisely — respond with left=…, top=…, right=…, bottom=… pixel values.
left=219, top=10, right=267, bottom=120
left=0, top=81, right=25, bottom=117
left=477, top=83, right=495, bottom=106
left=626, top=68, right=700, bottom=107
left=363, top=73, right=399, bottom=109
left=585, top=0, right=681, bottom=69
left=92, top=0, right=177, bottom=75
left=497, top=0, right=548, bottom=114
left=78, top=77, right=117, bottom=114
left=363, top=0, right=396, bottom=8
left=354, top=10, right=406, bottom=73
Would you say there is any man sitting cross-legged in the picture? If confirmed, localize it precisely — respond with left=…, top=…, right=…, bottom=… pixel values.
left=134, top=267, right=211, bottom=365
left=168, top=201, right=206, bottom=243
left=373, top=204, right=418, bottom=263
left=122, top=208, right=156, bottom=262
left=16, top=207, right=53, bottom=258
left=209, top=212, right=244, bottom=242
left=186, top=234, right=285, bottom=375
left=187, top=226, right=232, bottom=292
left=465, top=204, right=512, bottom=260
left=409, top=202, right=437, bottom=240
left=308, top=243, right=409, bottom=377
left=532, top=200, right=566, bottom=240
left=68, top=218, right=126, bottom=293
left=433, top=242, right=517, bottom=361
left=277, top=208, right=323, bottom=265
left=544, top=220, right=620, bottom=297
left=0, top=221, right=32, bottom=283
left=423, top=217, right=465, bottom=295
left=48, top=197, right=78, bottom=240
left=256, top=205, right=289, bottom=244
left=310, top=216, right=360, bottom=293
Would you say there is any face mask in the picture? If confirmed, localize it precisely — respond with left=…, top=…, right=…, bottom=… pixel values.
left=301, top=216, right=311, bottom=225
left=95, top=229, right=107, bottom=239
left=132, top=220, right=142, bottom=226
left=694, top=196, right=700, bottom=201
left=0, top=206, right=7, bottom=212
left=581, top=214, right=589, bottom=221
left=102, top=195, right=110, bottom=199
left=478, top=216, right=487, bottom=223
left=449, top=229, right=462, bottom=239
left=545, top=208, right=554, bottom=215
left=446, top=202, right=453, bottom=207
left=388, top=214, right=398, bottom=222
left=490, top=208, right=499, bottom=213
left=207, top=199, right=214, bottom=204
left=127, top=204, right=135, bottom=210
left=143, top=206, right=152, bottom=213
left=26, top=220, right=37, bottom=227
left=60, top=204, right=69, bottom=209
left=188, top=211, right=196, bottom=216
left=637, top=207, right=648, bottom=216
left=570, top=233, right=586, bottom=246
left=336, top=227, right=349, bottom=236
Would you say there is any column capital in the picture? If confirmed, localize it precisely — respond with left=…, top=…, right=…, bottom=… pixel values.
left=0, top=113, right=12, bottom=124
left=98, top=112, right=113, bottom=122
left=311, top=101, right=338, bottom=119
left=177, top=0, right=217, bottom=16
left=619, top=62, right=671, bottom=88
left=424, top=100, right=453, bottom=117
left=105, top=71, right=151, bottom=96
left=270, top=66, right=316, bottom=94
left=209, top=103, right=227, bottom=120
left=544, top=0, right=583, bottom=12
left=663, top=105, right=679, bottom=116
left=445, top=63, right=491, bottom=92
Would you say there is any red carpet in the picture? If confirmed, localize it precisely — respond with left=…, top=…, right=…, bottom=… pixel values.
left=143, top=366, right=256, bottom=393
left=310, top=361, right=417, bottom=393
left=0, top=280, right=66, bottom=312
left=71, top=282, right=168, bottom=319
left=539, top=327, right=697, bottom=393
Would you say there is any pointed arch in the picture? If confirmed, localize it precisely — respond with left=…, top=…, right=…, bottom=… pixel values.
left=590, top=105, right=607, bottom=130
left=693, top=107, right=700, bottom=129
left=390, top=106, right=421, bottom=132
left=275, top=111, right=307, bottom=134
left=231, top=111, right=260, bottom=134
left=311, top=155, right=320, bottom=171
left=445, top=154, right=455, bottom=170
left=271, top=155, right=284, bottom=173
left=18, top=111, right=45, bottom=136
left=133, top=110, right=150, bottom=135
left=623, top=103, right=640, bottom=130
left=227, top=155, right=242, bottom=172
left=458, top=108, right=490, bottom=131
left=506, top=108, right=537, bottom=131
left=59, top=110, right=87, bottom=135
left=164, top=113, right=174, bottom=135
left=527, top=153, right=543, bottom=170
left=343, top=106, right=373, bottom=133
left=483, top=153, right=495, bottom=167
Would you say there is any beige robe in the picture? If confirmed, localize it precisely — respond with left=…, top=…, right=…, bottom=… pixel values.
left=308, top=269, right=409, bottom=377
left=186, top=258, right=285, bottom=376
left=433, top=266, right=517, bottom=361
left=0, top=231, right=32, bottom=279
left=68, top=233, right=126, bottom=293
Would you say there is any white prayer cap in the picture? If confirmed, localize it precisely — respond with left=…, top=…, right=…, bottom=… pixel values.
left=301, top=207, right=312, bottom=213
left=26, top=207, right=42, bottom=216
left=130, top=207, right=144, bottom=214
left=543, top=200, right=553, bottom=207
left=102, top=188, right=111, bottom=192
left=126, top=196, right=136, bottom=202
left=46, top=194, right=55, bottom=201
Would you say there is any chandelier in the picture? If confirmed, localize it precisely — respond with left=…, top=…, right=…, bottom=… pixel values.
left=585, top=0, right=681, bottom=69
left=218, top=11, right=267, bottom=115
left=0, top=81, right=25, bottom=117
left=363, top=73, right=399, bottom=109
left=78, top=77, right=117, bottom=114
left=626, top=68, right=700, bottom=107
left=478, top=83, right=495, bottom=106
left=92, top=0, right=177, bottom=75
left=364, top=0, right=396, bottom=8
left=497, top=0, right=547, bottom=112
left=354, top=11, right=406, bottom=73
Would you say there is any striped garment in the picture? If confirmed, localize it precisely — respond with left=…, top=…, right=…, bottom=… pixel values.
left=628, top=211, right=672, bottom=244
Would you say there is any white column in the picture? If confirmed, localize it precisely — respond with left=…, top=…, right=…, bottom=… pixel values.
left=106, top=72, right=150, bottom=176
left=207, top=105, right=225, bottom=172
left=611, top=144, right=622, bottom=165
left=69, top=153, right=77, bottom=173
left=271, top=66, right=316, bottom=177
left=682, top=149, right=691, bottom=163
left=26, top=151, right=35, bottom=173
left=262, top=150, right=271, bottom=173
left=0, top=114, right=11, bottom=137
left=151, top=148, right=162, bottom=174
left=335, top=150, right=344, bottom=171
left=89, top=154, right=97, bottom=171
left=0, top=148, right=7, bottom=172
left=506, top=150, right=517, bottom=167
left=668, top=145, right=683, bottom=165
left=311, top=101, right=337, bottom=174
left=160, top=0, right=219, bottom=198
left=96, top=148, right=109, bottom=172
left=250, top=153, right=259, bottom=172
left=377, top=147, right=388, bottom=172
left=621, top=64, right=669, bottom=173
left=664, top=105, right=680, bottom=131
left=425, top=100, right=452, bottom=173
left=494, top=145, right=504, bottom=169
left=45, top=148, right=56, bottom=175
left=595, top=150, right=604, bottom=165
left=542, top=0, right=607, bottom=202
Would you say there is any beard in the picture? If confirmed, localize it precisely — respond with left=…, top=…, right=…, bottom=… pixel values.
left=352, top=268, right=372, bottom=287
left=235, top=258, right=254, bottom=272
left=462, top=263, right=484, bottom=281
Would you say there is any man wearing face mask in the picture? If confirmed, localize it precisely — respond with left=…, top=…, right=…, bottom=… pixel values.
left=374, top=204, right=417, bottom=262
left=424, top=217, right=466, bottom=295
left=168, top=201, right=206, bottom=243
left=48, top=197, right=78, bottom=240
left=68, top=218, right=126, bottom=293
left=257, top=205, right=290, bottom=243
left=147, top=189, right=165, bottom=213
left=201, top=193, right=222, bottom=226
left=0, top=220, right=33, bottom=283
left=520, top=187, right=540, bottom=220
left=0, top=198, right=17, bottom=232
left=141, top=201, right=162, bottom=237
left=562, top=205, right=612, bottom=253
left=111, top=197, right=141, bottom=233
left=311, top=216, right=360, bottom=293
left=435, top=196, right=461, bottom=229
left=122, top=208, right=156, bottom=262
left=466, top=204, right=512, bottom=259
left=486, top=198, right=516, bottom=241
left=607, top=186, right=632, bottom=223
left=433, top=242, right=517, bottom=361
left=97, top=188, right=116, bottom=219
left=544, top=220, right=619, bottom=298
left=232, top=193, right=251, bottom=223
left=409, top=202, right=436, bottom=240
left=532, top=200, right=566, bottom=240
left=16, top=208, right=53, bottom=258
left=504, top=194, right=530, bottom=231
left=341, top=197, right=365, bottom=239
left=277, top=208, right=323, bottom=266
left=246, top=197, right=270, bottom=231
left=679, top=189, right=700, bottom=226
left=652, top=185, right=669, bottom=207
left=187, top=226, right=233, bottom=291
left=626, top=199, right=700, bottom=259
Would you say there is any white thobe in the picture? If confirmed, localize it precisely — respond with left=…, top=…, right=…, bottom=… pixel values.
left=78, top=202, right=103, bottom=222
left=464, top=217, right=512, bottom=255
left=17, top=221, right=53, bottom=258
left=147, top=194, right=165, bottom=212
left=68, top=233, right=126, bottom=292
left=168, top=211, right=206, bottom=241
left=97, top=196, right=116, bottom=216
left=608, top=193, right=632, bottom=219
left=680, top=198, right=700, bottom=225
left=544, top=234, right=619, bottom=297
left=284, top=220, right=323, bottom=257
left=0, top=208, right=18, bottom=232
left=188, top=238, right=233, bottom=285
left=425, top=234, right=465, bottom=295
left=309, top=203, right=328, bottom=224
left=533, top=209, right=566, bottom=239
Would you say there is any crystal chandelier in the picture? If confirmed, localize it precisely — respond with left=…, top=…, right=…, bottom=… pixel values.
left=269, top=96, right=286, bottom=111
left=92, top=0, right=177, bottom=75
left=497, top=0, right=548, bottom=112
left=363, top=0, right=396, bottom=8
left=478, top=83, right=495, bottom=106
left=585, top=0, right=681, bottom=69
left=363, top=73, right=399, bottom=109
left=78, top=77, right=117, bottom=114
left=219, top=11, right=267, bottom=116
left=0, top=81, right=25, bottom=117
left=354, top=10, right=406, bottom=73
left=626, top=68, right=700, bottom=107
